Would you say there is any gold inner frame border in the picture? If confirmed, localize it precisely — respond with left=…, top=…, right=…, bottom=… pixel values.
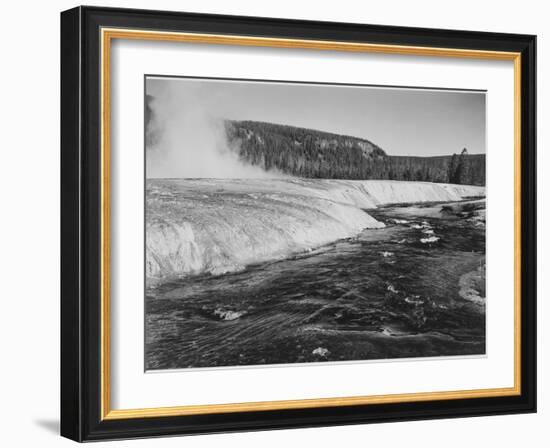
left=99, top=27, right=522, bottom=421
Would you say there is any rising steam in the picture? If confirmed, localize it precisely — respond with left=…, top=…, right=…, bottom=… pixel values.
left=146, top=79, right=276, bottom=179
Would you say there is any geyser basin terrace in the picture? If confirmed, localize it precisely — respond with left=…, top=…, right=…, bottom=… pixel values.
left=145, top=178, right=485, bottom=281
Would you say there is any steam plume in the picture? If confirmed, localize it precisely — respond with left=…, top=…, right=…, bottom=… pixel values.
left=146, top=79, right=275, bottom=179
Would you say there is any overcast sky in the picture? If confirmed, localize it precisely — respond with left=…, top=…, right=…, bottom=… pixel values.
left=146, top=76, right=485, bottom=158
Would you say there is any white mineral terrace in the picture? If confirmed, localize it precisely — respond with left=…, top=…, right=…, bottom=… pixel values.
left=145, top=179, right=485, bottom=280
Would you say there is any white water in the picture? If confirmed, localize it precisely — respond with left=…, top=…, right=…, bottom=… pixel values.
left=146, top=179, right=485, bottom=281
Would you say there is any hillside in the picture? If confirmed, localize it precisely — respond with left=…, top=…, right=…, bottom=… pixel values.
left=225, top=120, right=485, bottom=185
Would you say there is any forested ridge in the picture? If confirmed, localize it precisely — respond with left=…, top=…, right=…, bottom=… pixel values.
left=226, top=120, right=485, bottom=186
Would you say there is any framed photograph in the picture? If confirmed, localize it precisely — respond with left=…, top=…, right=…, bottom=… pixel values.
left=60, top=6, right=536, bottom=442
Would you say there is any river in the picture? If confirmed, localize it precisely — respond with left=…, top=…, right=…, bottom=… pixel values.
left=145, top=198, right=485, bottom=370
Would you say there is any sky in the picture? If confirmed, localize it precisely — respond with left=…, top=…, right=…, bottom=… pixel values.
left=145, top=76, right=485, bottom=178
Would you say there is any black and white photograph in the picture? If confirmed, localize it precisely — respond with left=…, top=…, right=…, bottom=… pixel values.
left=144, top=76, right=487, bottom=371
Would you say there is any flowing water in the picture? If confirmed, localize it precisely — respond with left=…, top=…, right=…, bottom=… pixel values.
left=145, top=197, right=485, bottom=370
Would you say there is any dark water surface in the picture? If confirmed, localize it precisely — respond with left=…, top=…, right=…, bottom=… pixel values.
left=145, top=200, right=486, bottom=370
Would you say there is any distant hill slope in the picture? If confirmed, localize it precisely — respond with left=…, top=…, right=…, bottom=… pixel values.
left=226, top=120, right=485, bottom=186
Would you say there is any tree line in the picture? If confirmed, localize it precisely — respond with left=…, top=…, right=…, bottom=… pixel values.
left=226, top=120, right=485, bottom=186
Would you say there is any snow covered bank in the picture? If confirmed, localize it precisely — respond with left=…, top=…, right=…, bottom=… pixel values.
left=146, top=179, right=485, bottom=281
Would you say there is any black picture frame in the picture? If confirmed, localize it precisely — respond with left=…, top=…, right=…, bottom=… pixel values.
left=61, top=5, right=536, bottom=442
